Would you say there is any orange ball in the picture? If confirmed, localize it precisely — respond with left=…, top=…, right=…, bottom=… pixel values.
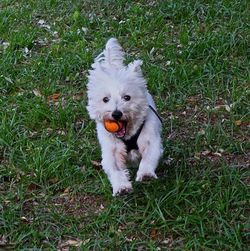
left=104, top=119, right=123, bottom=133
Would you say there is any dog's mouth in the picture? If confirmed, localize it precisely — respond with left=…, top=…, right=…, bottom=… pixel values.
left=115, top=121, right=127, bottom=138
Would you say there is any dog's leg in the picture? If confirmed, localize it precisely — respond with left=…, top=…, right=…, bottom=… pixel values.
left=101, top=143, right=132, bottom=196
left=136, top=135, right=162, bottom=181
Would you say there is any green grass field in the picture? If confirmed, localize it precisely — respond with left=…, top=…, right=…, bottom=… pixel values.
left=0, top=0, right=249, bottom=250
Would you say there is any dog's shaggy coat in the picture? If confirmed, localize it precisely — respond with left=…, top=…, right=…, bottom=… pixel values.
left=87, top=38, right=162, bottom=195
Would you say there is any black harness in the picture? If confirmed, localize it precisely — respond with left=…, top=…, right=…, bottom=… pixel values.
left=121, top=122, right=144, bottom=152
left=121, top=105, right=162, bottom=153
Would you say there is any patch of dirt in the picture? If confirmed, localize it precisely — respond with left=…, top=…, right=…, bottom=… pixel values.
left=20, top=192, right=106, bottom=223
left=51, top=193, right=106, bottom=217
left=22, top=198, right=39, bottom=213
left=223, top=153, right=250, bottom=168
left=161, top=95, right=249, bottom=171
left=243, top=177, right=250, bottom=186
left=187, top=152, right=250, bottom=170
left=119, top=224, right=183, bottom=250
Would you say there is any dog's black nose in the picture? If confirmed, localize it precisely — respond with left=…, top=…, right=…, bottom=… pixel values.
left=112, top=110, right=123, bottom=120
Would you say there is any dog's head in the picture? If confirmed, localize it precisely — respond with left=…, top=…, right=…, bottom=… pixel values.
left=87, top=38, right=149, bottom=139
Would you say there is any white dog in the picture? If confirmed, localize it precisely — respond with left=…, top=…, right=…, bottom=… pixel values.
left=87, top=38, right=163, bottom=196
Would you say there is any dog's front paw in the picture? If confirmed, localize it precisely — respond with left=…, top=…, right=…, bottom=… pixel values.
left=112, top=182, right=133, bottom=196
left=136, top=171, right=157, bottom=182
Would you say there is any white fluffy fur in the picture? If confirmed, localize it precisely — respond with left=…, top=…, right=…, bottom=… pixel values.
left=87, top=38, right=163, bottom=196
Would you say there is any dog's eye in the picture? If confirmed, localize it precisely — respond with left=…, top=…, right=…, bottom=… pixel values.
left=123, top=95, right=131, bottom=101
left=103, top=97, right=109, bottom=103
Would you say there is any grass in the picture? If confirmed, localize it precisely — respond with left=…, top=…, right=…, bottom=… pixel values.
left=0, top=0, right=249, bottom=250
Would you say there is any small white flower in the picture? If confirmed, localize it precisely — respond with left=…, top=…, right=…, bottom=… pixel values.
left=81, top=27, right=88, bottom=33
left=2, top=42, right=10, bottom=49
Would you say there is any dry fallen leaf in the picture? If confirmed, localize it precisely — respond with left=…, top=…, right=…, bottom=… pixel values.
left=0, top=235, right=15, bottom=249
left=150, top=228, right=159, bottom=240
left=27, top=182, right=41, bottom=192
left=60, top=187, right=71, bottom=197
left=20, top=216, right=33, bottom=224
left=63, top=187, right=70, bottom=193
left=28, top=131, right=39, bottom=138
left=212, top=152, right=222, bottom=157
left=48, top=93, right=60, bottom=101
left=186, top=97, right=197, bottom=103
left=91, top=160, right=102, bottom=169
left=225, top=105, right=231, bottom=112
left=79, top=166, right=86, bottom=172
left=73, top=93, right=84, bottom=101
left=194, top=152, right=201, bottom=160
left=48, top=177, right=59, bottom=184
left=57, top=238, right=89, bottom=251
left=162, top=235, right=174, bottom=247
left=0, top=235, right=7, bottom=245
left=57, top=129, right=66, bottom=136
left=125, top=236, right=134, bottom=242
left=33, top=89, right=43, bottom=98
left=201, top=150, right=211, bottom=156
left=94, top=203, right=105, bottom=214
left=235, top=120, right=242, bottom=126
left=214, top=104, right=231, bottom=112
left=164, top=157, right=173, bottom=165
left=74, top=119, right=85, bottom=132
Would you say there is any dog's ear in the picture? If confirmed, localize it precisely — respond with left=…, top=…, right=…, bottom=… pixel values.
left=128, top=60, right=143, bottom=73
left=105, top=38, right=124, bottom=67
left=93, top=38, right=124, bottom=69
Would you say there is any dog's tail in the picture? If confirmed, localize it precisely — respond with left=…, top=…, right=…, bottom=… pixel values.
left=92, top=38, right=124, bottom=69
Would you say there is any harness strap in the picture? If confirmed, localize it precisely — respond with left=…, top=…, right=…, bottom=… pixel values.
left=121, top=105, right=162, bottom=153
left=149, top=105, right=163, bottom=124
left=121, top=122, right=144, bottom=152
